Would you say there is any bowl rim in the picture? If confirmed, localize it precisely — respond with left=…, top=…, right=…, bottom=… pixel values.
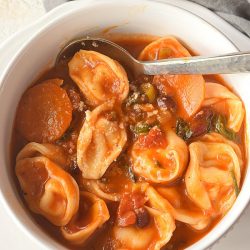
left=0, top=1, right=248, bottom=250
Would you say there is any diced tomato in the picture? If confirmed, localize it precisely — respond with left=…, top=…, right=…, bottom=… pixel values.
left=137, top=127, right=167, bottom=149
left=117, top=191, right=147, bottom=227
left=117, top=210, right=137, bottom=227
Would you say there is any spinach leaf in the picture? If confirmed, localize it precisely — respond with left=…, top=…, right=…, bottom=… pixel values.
left=176, top=118, right=193, bottom=141
left=230, top=169, right=240, bottom=196
left=132, top=122, right=151, bottom=135
left=211, top=114, right=237, bottom=141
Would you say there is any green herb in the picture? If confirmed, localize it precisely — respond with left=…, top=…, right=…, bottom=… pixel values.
left=140, top=83, right=156, bottom=103
left=211, top=114, right=237, bottom=141
left=132, top=122, right=151, bottom=135
left=230, top=169, right=240, bottom=196
left=176, top=118, right=193, bottom=141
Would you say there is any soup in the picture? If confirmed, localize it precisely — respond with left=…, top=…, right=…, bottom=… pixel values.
left=12, top=35, right=246, bottom=250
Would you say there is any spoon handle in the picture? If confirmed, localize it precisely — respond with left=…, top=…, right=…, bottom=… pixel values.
left=140, top=51, right=250, bottom=75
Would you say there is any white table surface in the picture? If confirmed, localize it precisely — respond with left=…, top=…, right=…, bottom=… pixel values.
left=0, top=1, right=249, bottom=249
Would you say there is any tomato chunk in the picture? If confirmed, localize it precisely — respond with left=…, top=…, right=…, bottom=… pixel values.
left=153, top=74, right=205, bottom=119
left=117, top=191, right=148, bottom=227
left=137, top=127, right=167, bottom=149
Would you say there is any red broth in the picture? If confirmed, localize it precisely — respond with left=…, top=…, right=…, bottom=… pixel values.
left=11, top=34, right=246, bottom=250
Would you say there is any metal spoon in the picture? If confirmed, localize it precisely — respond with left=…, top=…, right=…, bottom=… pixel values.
left=56, top=37, right=250, bottom=75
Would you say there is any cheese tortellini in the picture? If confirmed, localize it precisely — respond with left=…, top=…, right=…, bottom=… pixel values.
left=202, top=82, right=244, bottom=132
left=61, top=192, right=110, bottom=245
left=16, top=142, right=70, bottom=170
left=113, top=186, right=175, bottom=250
left=69, top=50, right=129, bottom=107
left=200, top=133, right=243, bottom=166
left=16, top=145, right=79, bottom=226
left=81, top=179, right=121, bottom=202
left=130, top=127, right=188, bottom=183
left=185, top=133, right=242, bottom=216
left=156, top=187, right=211, bottom=230
left=77, top=101, right=127, bottom=179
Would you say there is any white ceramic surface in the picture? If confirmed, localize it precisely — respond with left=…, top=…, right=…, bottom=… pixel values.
left=0, top=1, right=249, bottom=250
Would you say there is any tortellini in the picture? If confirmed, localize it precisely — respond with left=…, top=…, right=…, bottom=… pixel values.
left=61, top=192, right=109, bottom=245
left=16, top=142, right=70, bottom=170
left=68, top=50, right=129, bottom=106
left=79, top=160, right=136, bottom=202
left=202, top=82, right=244, bottom=132
left=185, top=133, right=242, bottom=216
left=113, top=186, right=175, bottom=250
left=16, top=154, right=79, bottom=226
left=138, top=36, right=190, bottom=61
left=156, top=187, right=211, bottom=230
left=77, top=101, right=127, bottom=179
left=130, top=127, right=188, bottom=183
left=200, top=132, right=243, bottom=167
left=81, top=179, right=120, bottom=202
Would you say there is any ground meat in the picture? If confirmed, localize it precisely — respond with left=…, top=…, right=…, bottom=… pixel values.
left=65, top=85, right=87, bottom=112
left=57, top=130, right=79, bottom=155
left=68, top=155, right=79, bottom=175
left=125, top=105, right=146, bottom=124
left=132, top=74, right=154, bottom=86
left=157, top=96, right=177, bottom=113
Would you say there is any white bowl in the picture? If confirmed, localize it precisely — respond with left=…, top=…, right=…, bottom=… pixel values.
left=0, top=0, right=249, bottom=249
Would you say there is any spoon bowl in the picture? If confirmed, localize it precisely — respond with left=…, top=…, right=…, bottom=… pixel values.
left=57, top=37, right=250, bottom=75
left=56, top=37, right=140, bottom=75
